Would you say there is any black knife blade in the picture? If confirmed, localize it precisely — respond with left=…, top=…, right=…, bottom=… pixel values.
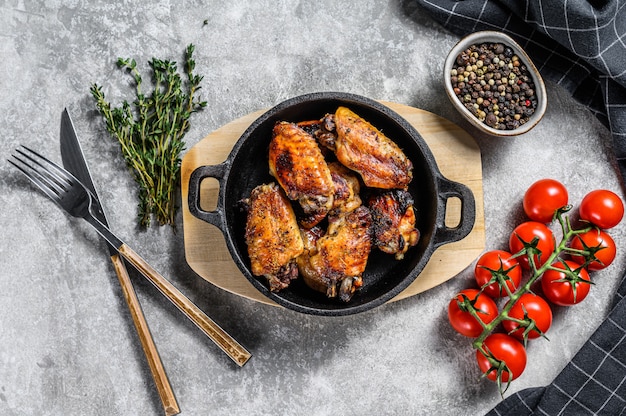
left=60, top=109, right=114, bottom=253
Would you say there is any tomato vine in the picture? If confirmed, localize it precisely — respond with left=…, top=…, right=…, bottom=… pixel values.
left=473, top=207, right=591, bottom=343
left=448, top=180, right=623, bottom=396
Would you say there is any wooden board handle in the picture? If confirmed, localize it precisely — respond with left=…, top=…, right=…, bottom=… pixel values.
left=181, top=103, right=485, bottom=305
left=118, top=244, right=252, bottom=367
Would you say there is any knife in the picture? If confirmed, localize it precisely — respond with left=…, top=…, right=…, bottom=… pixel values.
left=60, top=109, right=180, bottom=416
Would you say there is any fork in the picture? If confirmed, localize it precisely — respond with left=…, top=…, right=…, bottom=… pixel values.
left=9, top=145, right=251, bottom=367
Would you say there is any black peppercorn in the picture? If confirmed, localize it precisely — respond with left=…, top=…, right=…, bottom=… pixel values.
left=449, top=42, right=538, bottom=131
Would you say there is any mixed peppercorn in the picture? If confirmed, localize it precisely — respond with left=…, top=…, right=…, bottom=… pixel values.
left=450, top=42, right=538, bottom=131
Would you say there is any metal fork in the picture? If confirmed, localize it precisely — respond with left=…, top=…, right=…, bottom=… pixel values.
left=9, top=145, right=251, bottom=367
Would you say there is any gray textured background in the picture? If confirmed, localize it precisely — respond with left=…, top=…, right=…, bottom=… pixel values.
left=2, top=1, right=625, bottom=415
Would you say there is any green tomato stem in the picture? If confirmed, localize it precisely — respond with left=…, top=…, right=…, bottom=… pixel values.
left=471, top=212, right=593, bottom=351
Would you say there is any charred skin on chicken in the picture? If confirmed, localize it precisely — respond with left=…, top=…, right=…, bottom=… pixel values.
left=297, top=206, right=372, bottom=302
left=269, top=121, right=334, bottom=228
left=243, top=183, right=304, bottom=292
left=330, top=106, right=413, bottom=189
left=368, top=189, right=420, bottom=260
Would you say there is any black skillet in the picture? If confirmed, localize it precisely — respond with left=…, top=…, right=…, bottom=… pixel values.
left=188, top=92, right=476, bottom=316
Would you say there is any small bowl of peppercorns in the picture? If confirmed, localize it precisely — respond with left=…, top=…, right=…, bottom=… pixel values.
left=444, top=31, right=547, bottom=136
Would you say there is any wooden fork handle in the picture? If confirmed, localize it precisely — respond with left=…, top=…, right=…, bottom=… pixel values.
left=118, top=244, right=252, bottom=367
left=111, top=254, right=180, bottom=416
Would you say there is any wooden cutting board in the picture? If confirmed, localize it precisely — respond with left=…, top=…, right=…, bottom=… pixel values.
left=181, top=102, right=485, bottom=306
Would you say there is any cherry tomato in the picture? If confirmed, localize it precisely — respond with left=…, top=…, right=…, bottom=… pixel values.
left=474, top=250, right=522, bottom=298
left=509, top=221, right=555, bottom=270
left=476, top=333, right=527, bottom=382
left=570, top=228, right=616, bottom=271
left=448, top=289, right=498, bottom=338
left=523, top=179, right=568, bottom=223
left=502, top=293, right=552, bottom=340
left=579, top=189, right=624, bottom=229
left=541, top=260, right=591, bottom=306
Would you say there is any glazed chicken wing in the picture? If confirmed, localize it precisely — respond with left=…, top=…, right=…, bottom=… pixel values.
left=296, top=206, right=372, bottom=302
left=244, top=183, right=304, bottom=292
left=368, top=190, right=420, bottom=260
left=269, top=121, right=334, bottom=228
left=330, top=106, right=413, bottom=189
left=297, top=117, right=337, bottom=151
left=328, top=162, right=362, bottom=215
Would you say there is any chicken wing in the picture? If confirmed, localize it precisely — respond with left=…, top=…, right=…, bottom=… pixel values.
left=328, top=162, right=362, bottom=215
left=368, top=189, right=420, bottom=260
left=244, top=183, right=304, bottom=292
left=297, top=117, right=337, bottom=152
left=296, top=206, right=372, bottom=302
left=269, top=121, right=334, bottom=228
left=331, top=106, right=413, bottom=189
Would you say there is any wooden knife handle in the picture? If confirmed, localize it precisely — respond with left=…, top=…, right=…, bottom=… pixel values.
left=111, top=254, right=180, bottom=416
left=118, top=244, right=252, bottom=367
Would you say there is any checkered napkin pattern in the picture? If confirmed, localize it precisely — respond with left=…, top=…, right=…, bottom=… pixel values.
left=412, top=1, right=626, bottom=414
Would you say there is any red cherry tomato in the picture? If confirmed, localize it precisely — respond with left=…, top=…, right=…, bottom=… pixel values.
left=448, top=289, right=498, bottom=338
left=509, top=221, right=555, bottom=270
left=579, top=189, right=624, bottom=229
left=541, top=260, right=591, bottom=306
left=476, top=333, right=527, bottom=382
left=523, top=179, right=568, bottom=223
left=502, top=293, right=552, bottom=340
left=570, top=228, right=616, bottom=271
left=474, top=250, right=522, bottom=298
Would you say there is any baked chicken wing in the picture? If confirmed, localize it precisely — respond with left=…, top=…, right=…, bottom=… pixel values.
left=328, top=162, right=362, bottom=215
left=296, top=206, right=372, bottom=302
left=244, top=183, right=304, bottom=292
left=328, top=106, right=413, bottom=189
left=269, top=121, right=334, bottom=228
left=368, top=190, right=420, bottom=260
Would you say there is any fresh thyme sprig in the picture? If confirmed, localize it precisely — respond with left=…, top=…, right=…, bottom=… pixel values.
left=91, top=44, right=207, bottom=227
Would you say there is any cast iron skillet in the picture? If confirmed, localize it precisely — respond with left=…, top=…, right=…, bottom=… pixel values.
left=188, top=92, right=476, bottom=316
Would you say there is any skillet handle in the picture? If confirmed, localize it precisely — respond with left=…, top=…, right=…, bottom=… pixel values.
left=433, top=176, right=476, bottom=248
left=188, top=163, right=228, bottom=231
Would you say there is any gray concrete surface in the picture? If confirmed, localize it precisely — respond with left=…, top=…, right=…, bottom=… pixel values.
left=2, top=1, right=625, bottom=415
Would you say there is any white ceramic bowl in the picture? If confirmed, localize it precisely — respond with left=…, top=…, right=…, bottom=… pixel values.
left=444, top=31, right=547, bottom=136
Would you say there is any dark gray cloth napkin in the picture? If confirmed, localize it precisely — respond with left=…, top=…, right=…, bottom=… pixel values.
left=412, top=1, right=626, bottom=414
